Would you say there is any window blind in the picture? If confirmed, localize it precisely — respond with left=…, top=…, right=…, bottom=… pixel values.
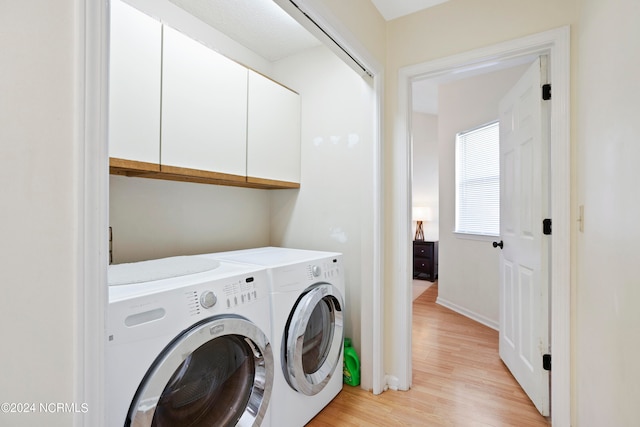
left=455, top=121, right=500, bottom=236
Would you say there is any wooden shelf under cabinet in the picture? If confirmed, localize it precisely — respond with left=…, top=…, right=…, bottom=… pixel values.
left=109, top=158, right=300, bottom=190
left=413, top=240, right=438, bottom=281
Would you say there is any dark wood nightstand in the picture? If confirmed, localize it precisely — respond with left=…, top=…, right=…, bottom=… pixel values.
left=413, top=240, right=438, bottom=281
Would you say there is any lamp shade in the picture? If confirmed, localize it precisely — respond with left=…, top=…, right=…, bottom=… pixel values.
left=412, top=206, right=433, bottom=222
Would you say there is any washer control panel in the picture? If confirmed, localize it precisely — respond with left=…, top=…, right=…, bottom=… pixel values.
left=221, top=276, right=258, bottom=309
left=311, top=265, right=322, bottom=277
left=199, top=290, right=217, bottom=309
left=183, top=274, right=265, bottom=317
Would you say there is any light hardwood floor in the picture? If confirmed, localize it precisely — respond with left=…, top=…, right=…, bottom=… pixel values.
left=307, top=284, right=550, bottom=426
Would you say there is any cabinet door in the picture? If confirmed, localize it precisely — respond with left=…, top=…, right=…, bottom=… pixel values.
left=161, top=26, right=248, bottom=178
left=108, top=0, right=161, bottom=169
left=247, top=71, right=301, bottom=185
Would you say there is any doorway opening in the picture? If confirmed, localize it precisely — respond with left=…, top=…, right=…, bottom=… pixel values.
left=397, top=27, right=571, bottom=426
left=410, top=56, right=536, bottom=306
left=410, top=53, right=541, bottom=407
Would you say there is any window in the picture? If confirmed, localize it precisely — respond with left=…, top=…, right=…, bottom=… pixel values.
left=455, top=121, right=500, bottom=236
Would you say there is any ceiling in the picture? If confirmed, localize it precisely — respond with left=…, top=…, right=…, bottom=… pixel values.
left=167, top=0, right=450, bottom=62
left=167, top=0, right=322, bottom=62
left=371, top=0, right=449, bottom=20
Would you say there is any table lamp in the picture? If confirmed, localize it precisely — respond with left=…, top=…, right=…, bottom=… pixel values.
left=412, top=206, right=432, bottom=241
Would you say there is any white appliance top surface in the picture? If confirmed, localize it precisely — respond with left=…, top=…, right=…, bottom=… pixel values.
left=203, top=246, right=341, bottom=267
left=108, top=256, right=266, bottom=302
left=108, top=256, right=222, bottom=286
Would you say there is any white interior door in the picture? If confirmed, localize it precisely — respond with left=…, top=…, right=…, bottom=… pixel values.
left=497, top=56, right=550, bottom=416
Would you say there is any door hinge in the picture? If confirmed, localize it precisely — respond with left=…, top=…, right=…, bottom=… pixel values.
left=109, top=226, right=113, bottom=265
left=543, top=354, right=552, bottom=371
left=542, top=83, right=552, bottom=100
left=543, top=218, right=552, bottom=235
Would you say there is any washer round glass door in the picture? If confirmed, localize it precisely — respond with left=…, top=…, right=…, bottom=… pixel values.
left=127, top=315, right=273, bottom=427
left=284, top=283, right=344, bottom=396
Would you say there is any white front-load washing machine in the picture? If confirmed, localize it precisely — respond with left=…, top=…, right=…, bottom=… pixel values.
left=106, top=255, right=274, bottom=427
left=204, top=247, right=345, bottom=427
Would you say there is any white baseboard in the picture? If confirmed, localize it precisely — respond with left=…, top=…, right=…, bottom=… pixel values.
left=435, top=297, right=499, bottom=331
left=384, top=374, right=400, bottom=391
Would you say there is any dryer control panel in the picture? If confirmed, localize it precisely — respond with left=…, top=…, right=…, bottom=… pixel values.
left=306, top=257, right=342, bottom=282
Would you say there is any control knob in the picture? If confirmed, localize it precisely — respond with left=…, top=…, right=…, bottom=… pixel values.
left=312, top=265, right=321, bottom=277
left=200, top=291, right=217, bottom=309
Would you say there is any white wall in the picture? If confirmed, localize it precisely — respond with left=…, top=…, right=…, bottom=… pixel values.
left=109, top=176, right=271, bottom=263
left=575, top=0, right=640, bottom=424
left=412, top=112, right=439, bottom=241
left=313, top=0, right=386, bottom=66
left=269, top=45, right=376, bottom=389
left=437, top=64, right=529, bottom=327
left=18, top=1, right=640, bottom=425
left=0, top=1, right=78, bottom=426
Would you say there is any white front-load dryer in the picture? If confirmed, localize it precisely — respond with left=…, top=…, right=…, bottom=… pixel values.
left=204, top=247, right=345, bottom=427
left=106, top=255, right=273, bottom=427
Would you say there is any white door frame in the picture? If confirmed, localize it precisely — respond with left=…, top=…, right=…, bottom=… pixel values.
left=395, top=27, right=571, bottom=426
left=77, top=0, right=109, bottom=426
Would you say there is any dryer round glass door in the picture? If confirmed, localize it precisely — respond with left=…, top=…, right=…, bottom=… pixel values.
left=127, top=315, right=273, bottom=427
left=284, top=283, right=344, bottom=396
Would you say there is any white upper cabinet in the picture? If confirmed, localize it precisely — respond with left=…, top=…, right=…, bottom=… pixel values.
left=247, top=71, right=301, bottom=184
left=161, top=26, right=248, bottom=178
left=108, top=6, right=300, bottom=188
left=109, top=0, right=162, bottom=168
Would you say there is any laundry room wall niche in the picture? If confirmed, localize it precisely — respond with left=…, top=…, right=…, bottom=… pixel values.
left=109, top=175, right=270, bottom=263
left=108, top=0, right=377, bottom=391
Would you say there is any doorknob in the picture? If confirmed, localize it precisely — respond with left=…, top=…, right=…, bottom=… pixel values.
left=492, top=240, right=504, bottom=249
